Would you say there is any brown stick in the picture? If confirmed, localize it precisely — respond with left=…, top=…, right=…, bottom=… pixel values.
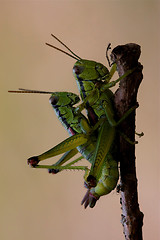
left=111, top=44, right=144, bottom=240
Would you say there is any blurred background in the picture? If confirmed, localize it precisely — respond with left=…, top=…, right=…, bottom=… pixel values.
left=1, top=1, right=159, bottom=240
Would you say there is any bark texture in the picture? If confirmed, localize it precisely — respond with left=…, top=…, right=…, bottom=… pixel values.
left=111, top=44, right=144, bottom=240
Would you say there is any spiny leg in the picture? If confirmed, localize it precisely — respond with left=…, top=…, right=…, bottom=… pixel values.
left=101, top=67, right=136, bottom=91
left=103, top=101, right=139, bottom=128
left=118, top=130, right=144, bottom=145
left=35, top=156, right=88, bottom=172
left=135, top=131, right=144, bottom=138
left=87, top=121, right=115, bottom=186
left=48, top=148, right=78, bottom=174
left=118, top=130, right=138, bottom=145
left=75, top=88, right=99, bottom=115
left=102, top=100, right=139, bottom=144
left=106, top=63, right=117, bottom=81
left=28, top=133, right=89, bottom=167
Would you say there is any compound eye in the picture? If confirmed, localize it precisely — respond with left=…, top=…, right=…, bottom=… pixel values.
left=49, top=96, right=59, bottom=106
left=73, top=65, right=84, bottom=75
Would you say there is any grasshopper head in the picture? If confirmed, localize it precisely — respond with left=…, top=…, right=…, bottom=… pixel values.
left=73, top=59, right=109, bottom=81
left=49, top=92, right=80, bottom=107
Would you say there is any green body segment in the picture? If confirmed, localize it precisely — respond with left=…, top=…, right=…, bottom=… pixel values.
left=73, top=59, right=115, bottom=125
left=73, top=60, right=110, bottom=126
left=49, top=92, right=97, bottom=163
left=90, top=153, right=119, bottom=198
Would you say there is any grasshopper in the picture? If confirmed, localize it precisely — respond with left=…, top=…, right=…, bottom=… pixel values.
left=45, top=35, right=140, bottom=196
left=9, top=89, right=119, bottom=208
left=9, top=35, right=142, bottom=208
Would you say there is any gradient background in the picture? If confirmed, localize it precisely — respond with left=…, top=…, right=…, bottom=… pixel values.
left=1, top=1, right=159, bottom=240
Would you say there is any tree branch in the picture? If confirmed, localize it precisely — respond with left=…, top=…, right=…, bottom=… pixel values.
left=111, top=44, right=144, bottom=240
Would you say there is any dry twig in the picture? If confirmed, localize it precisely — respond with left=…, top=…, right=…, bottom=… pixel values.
left=111, top=43, right=144, bottom=240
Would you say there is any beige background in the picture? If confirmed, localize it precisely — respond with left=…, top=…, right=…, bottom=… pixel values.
left=1, top=1, right=159, bottom=240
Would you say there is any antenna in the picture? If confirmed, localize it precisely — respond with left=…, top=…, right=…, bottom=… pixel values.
left=106, top=43, right=112, bottom=67
left=8, top=88, right=54, bottom=94
left=51, top=34, right=81, bottom=60
left=46, top=34, right=81, bottom=61
left=45, top=43, right=80, bottom=61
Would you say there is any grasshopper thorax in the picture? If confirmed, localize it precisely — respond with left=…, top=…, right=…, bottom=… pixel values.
left=73, top=59, right=109, bottom=81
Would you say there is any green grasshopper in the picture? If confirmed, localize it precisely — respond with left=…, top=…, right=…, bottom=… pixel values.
left=9, top=89, right=119, bottom=208
left=9, top=35, right=141, bottom=208
left=45, top=35, right=139, bottom=193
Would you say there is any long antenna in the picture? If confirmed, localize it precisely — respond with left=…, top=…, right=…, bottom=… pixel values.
left=8, top=88, right=54, bottom=94
left=45, top=34, right=81, bottom=61
left=45, top=43, right=80, bottom=61
left=51, top=34, right=81, bottom=60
